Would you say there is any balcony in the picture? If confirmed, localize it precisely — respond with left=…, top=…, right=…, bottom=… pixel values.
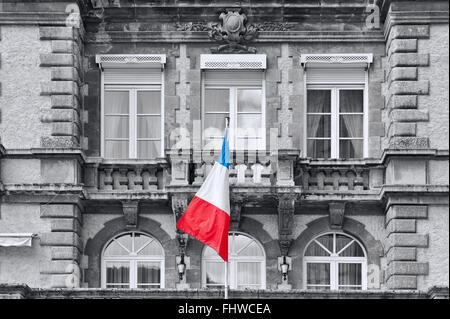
left=294, top=159, right=384, bottom=202
left=84, top=159, right=168, bottom=201
left=83, top=153, right=385, bottom=203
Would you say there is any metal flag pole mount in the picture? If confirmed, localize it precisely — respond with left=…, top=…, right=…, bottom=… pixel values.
left=224, top=116, right=230, bottom=300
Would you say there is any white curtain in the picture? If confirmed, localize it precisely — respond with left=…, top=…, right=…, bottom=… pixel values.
left=307, top=90, right=331, bottom=157
left=104, top=91, right=129, bottom=159
left=339, top=90, right=363, bottom=158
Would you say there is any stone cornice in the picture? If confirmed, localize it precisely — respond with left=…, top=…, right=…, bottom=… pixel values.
left=84, top=30, right=385, bottom=44
left=383, top=10, right=449, bottom=39
left=0, top=283, right=440, bottom=299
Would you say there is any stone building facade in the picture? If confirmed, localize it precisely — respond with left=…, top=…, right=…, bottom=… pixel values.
left=0, top=0, right=448, bottom=299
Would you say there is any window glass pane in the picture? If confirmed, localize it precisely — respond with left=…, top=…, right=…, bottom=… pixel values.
left=137, top=140, right=161, bottom=159
left=105, top=91, right=129, bottom=114
left=335, top=234, right=353, bottom=254
left=307, top=139, right=331, bottom=158
left=138, top=116, right=161, bottom=139
left=232, top=234, right=252, bottom=254
left=105, top=116, right=129, bottom=139
left=115, top=234, right=132, bottom=251
left=104, top=240, right=129, bottom=256
left=338, top=263, right=362, bottom=287
left=237, top=89, right=261, bottom=112
left=137, top=91, right=161, bottom=114
left=340, top=115, right=363, bottom=138
left=237, top=262, right=261, bottom=287
left=137, top=261, right=161, bottom=288
left=307, top=115, right=331, bottom=138
left=238, top=241, right=263, bottom=257
left=237, top=114, right=262, bottom=132
left=204, top=246, right=218, bottom=257
left=307, top=90, right=331, bottom=113
left=106, top=261, right=129, bottom=288
left=339, top=90, right=363, bottom=113
left=305, top=241, right=330, bottom=257
left=339, top=241, right=365, bottom=257
left=204, top=114, right=228, bottom=136
left=105, top=141, right=129, bottom=159
left=339, top=139, right=363, bottom=158
left=307, top=263, right=330, bottom=286
left=138, top=241, right=163, bottom=256
left=206, top=262, right=225, bottom=285
left=205, top=89, right=229, bottom=112
left=317, top=234, right=334, bottom=253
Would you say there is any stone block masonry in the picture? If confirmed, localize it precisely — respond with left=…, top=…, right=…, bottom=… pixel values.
left=384, top=24, right=431, bottom=150
left=39, top=26, right=83, bottom=149
left=39, top=204, right=83, bottom=288
left=385, top=205, right=429, bottom=289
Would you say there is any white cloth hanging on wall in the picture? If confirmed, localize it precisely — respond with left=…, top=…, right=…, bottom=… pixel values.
left=0, top=233, right=36, bottom=247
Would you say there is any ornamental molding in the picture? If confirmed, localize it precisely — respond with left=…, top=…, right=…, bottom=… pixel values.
left=252, top=22, right=295, bottom=31
left=277, top=194, right=295, bottom=255
left=208, top=10, right=259, bottom=53
left=122, top=200, right=139, bottom=229
left=95, top=54, right=166, bottom=69
left=200, top=54, right=266, bottom=69
left=328, top=202, right=346, bottom=229
left=300, top=53, right=373, bottom=69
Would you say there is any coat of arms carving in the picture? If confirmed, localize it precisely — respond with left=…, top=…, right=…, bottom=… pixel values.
left=209, top=10, right=259, bottom=53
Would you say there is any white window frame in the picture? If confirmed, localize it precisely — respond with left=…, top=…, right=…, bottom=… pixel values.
left=201, top=232, right=266, bottom=289
left=201, top=81, right=266, bottom=151
left=304, top=82, right=368, bottom=159
left=102, top=84, right=164, bottom=159
left=98, top=54, right=165, bottom=160
left=101, top=231, right=165, bottom=289
left=303, top=232, right=367, bottom=291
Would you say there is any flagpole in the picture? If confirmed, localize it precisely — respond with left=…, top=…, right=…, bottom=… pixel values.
left=224, top=116, right=230, bottom=300
left=225, top=261, right=229, bottom=299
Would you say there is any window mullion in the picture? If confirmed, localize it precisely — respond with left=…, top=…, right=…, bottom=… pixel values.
left=129, top=89, right=137, bottom=159
left=130, top=260, right=136, bottom=289
left=331, top=88, right=339, bottom=159
left=230, top=88, right=236, bottom=150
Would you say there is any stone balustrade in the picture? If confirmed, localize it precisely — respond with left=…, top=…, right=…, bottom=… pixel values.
left=192, top=150, right=273, bottom=186
left=97, top=163, right=166, bottom=191
left=296, top=163, right=384, bottom=191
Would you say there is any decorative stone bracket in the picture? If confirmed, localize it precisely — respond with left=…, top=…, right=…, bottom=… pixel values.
left=171, top=194, right=189, bottom=235
left=208, top=9, right=259, bottom=53
left=229, top=198, right=244, bottom=232
left=277, top=194, right=296, bottom=255
left=328, top=202, right=347, bottom=229
left=122, top=200, right=139, bottom=229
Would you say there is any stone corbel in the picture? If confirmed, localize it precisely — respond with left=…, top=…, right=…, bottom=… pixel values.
left=277, top=194, right=296, bottom=255
left=171, top=194, right=189, bottom=233
left=229, top=199, right=243, bottom=232
left=122, top=200, right=139, bottom=229
left=328, top=202, right=346, bottom=229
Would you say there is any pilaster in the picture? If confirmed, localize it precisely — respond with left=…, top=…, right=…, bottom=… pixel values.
left=385, top=205, right=429, bottom=289
left=39, top=25, right=84, bottom=149
left=39, top=203, right=83, bottom=288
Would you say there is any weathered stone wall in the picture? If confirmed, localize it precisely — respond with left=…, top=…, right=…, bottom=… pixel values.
left=0, top=204, right=52, bottom=287
left=416, top=24, right=449, bottom=150
left=0, top=26, right=52, bottom=149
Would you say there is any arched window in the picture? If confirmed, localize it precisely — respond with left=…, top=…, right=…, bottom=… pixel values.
left=102, top=232, right=165, bottom=289
left=303, top=232, right=367, bottom=290
left=202, top=232, right=266, bottom=289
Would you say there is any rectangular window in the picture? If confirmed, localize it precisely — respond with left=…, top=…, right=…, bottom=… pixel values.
left=99, top=58, right=165, bottom=160
left=202, top=70, right=265, bottom=150
left=306, top=86, right=366, bottom=159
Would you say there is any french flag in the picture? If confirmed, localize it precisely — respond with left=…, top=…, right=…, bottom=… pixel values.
left=176, top=129, right=230, bottom=262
